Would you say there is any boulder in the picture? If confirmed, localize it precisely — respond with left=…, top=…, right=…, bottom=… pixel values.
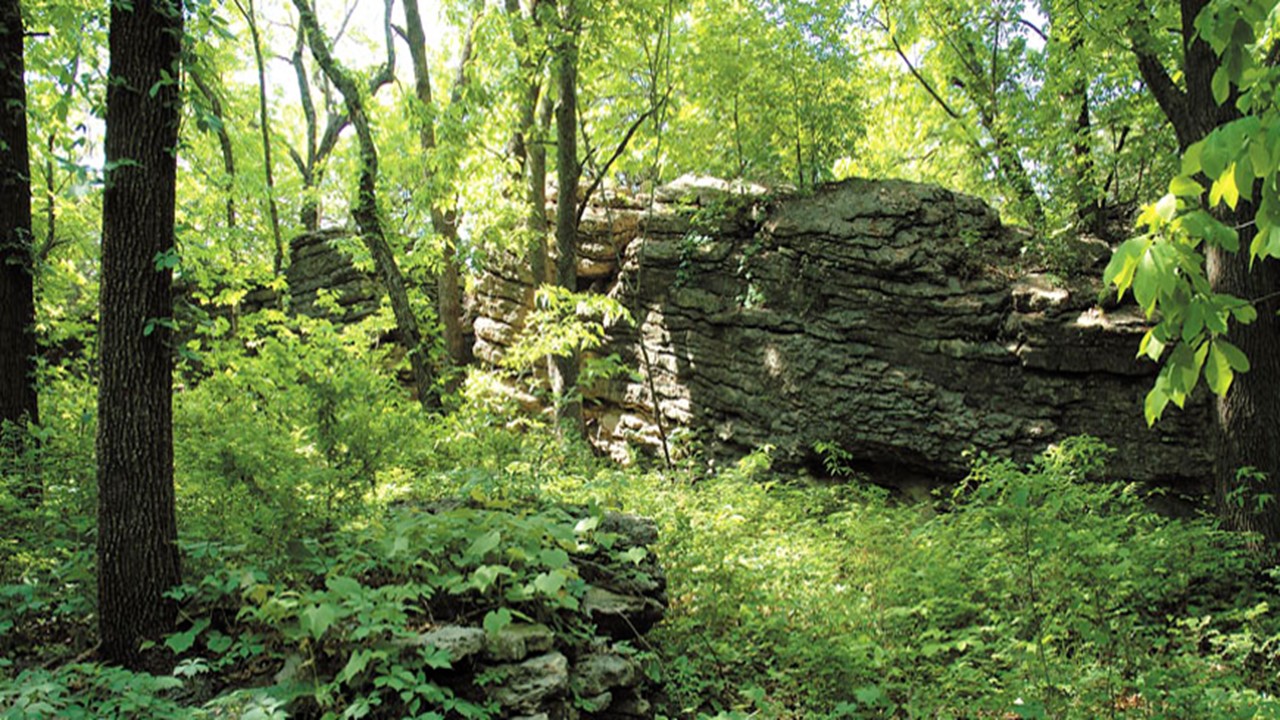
left=472, top=177, right=1212, bottom=493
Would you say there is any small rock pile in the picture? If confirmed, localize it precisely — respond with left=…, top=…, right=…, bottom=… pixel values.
left=415, top=512, right=666, bottom=719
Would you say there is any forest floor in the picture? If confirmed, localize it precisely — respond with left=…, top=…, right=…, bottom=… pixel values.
left=2, top=370, right=1280, bottom=718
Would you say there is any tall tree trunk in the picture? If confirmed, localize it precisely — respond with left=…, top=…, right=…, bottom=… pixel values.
left=0, top=0, right=39, bottom=503
left=98, top=0, right=183, bottom=667
left=403, top=0, right=472, bottom=379
left=286, top=13, right=395, bottom=235
left=1131, top=0, right=1280, bottom=543
left=551, top=0, right=582, bottom=433
left=293, top=0, right=438, bottom=409
left=290, top=27, right=321, bottom=232
left=1209, top=219, right=1280, bottom=542
left=530, top=86, right=554, bottom=285
left=0, top=0, right=38, bottom=433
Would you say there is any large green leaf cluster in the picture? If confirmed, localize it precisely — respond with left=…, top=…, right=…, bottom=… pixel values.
left=1106, top=0, right=1280, bottom=423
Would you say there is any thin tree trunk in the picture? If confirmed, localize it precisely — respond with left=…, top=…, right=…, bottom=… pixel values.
left=551, top=0, right=582, bottom=433
left=529, top=73, right=555, bottom=285
left=98, top=0, right=183, bottom=667
left=506, top=0, right=552, bottom=283
left=190, top=71, right=238, bottom=228
left=0, top=0, right=39, bottom=501
left=235, top=0, right=285, bottom=273
left=289, top=26, right=321, bottom=232
left=286, top=9, right=395, bottom=235
left=403, top=0, right=473, bottom=377
left=42, top=137, right=55, bottom=259
left=294, top=0, right=438, bottom=409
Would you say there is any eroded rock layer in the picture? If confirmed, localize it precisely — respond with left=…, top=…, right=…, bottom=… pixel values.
left=476, top=177, right=1213, bottom=490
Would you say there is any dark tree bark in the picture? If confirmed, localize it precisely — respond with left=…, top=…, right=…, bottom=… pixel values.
left=0, top=0, right=38, bottom=441
left=293, top=0, right=439, bottom=409
left=97, top=0, right=183, bottom=667
left=1130, top=0, right=1280, bottom=543
left=0, top=0, right=39, bottom=505
left=550, top=0, right=582, bottom=432
left=403, top=0, right=474, bottom=379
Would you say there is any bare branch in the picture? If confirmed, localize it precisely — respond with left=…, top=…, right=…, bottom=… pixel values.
left=576, top=105, right=656, bottom=229
left=870, top=12, right=962, bottom=120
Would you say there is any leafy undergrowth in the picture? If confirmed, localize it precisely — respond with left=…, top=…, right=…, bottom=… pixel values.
left=599, top=438, right=1280, bottom=719
left=3, top=315, right=1280, bottom=717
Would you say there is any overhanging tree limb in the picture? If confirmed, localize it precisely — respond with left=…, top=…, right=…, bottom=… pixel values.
left=576, top=104, right=657, bottom=230
left=870, top=13, right=961, bottom=120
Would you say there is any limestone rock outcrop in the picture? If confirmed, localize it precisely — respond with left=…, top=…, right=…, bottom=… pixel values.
left=286, top=228, right=383, bottom=323
left=475, top=176, right=1213, bottom=491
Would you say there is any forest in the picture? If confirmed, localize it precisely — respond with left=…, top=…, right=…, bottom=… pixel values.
left=4, top=0, right=1280, bottom=717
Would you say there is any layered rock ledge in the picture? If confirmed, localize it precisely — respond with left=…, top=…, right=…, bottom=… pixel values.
left=474, top=176, right=1212, bottom=491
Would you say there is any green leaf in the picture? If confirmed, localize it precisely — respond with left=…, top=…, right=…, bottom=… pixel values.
left=1182, top=140, right=1204, bottom=176
left=302, top=603, right=339, bottom=640
left=164, top=617, right=210, bottom=654
left=1182, top=303, right=1205, bottom=344
left=1202, top=133, right=1231, bottom=179
left=1263, top=227, right=1280, bottom=260
left=1144, top=386, right=1170, bottom=426
left=1235, top=156, right=1255, bottom=197
left=205, top=630, right=233, bottom=654
left=1210, top=164, right=1240, bottom=209
left=470, top=564, right=514, bottom=592
left=466, top=530, right=502, bottom=561
left=854, top=685, right=885, bottom=706
left=1139, top=328, right=1166, bottom=361
left=1249, top=133, right=1270, bottom=177
left=483, top=607, right=513, bottom=637
left=619, top=546, right=648, bottom=564
left=1132, top=248, right=1161, bottom=316
left=533, top=571, right=566, bottom=595
left=337, top=648, right=379, bottom=685
left=539, top=548, right=570, bottom=569
left=1205, top=341, right=1234, bottom=395
left=1217, top=339, right=1250, bottom=372
left=1103, top=238, right=1147, bottom=295
left=1154, top=193, right=1178, bottom=222
left=1168, top=175, right=1203, bottom=198
left=1212, top=65, right=1231, bottom=105
left=327, top=576, right=362, bottom=596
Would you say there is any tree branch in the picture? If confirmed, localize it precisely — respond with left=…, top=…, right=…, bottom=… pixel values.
left=1127, top=14, right=1192, bottom=147
left=576, top=105, right=656, bottom=229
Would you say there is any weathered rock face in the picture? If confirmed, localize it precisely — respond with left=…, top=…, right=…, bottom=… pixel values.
left=286, top=229, right=383, bottom=323
left=476, top=176, right=1213, bottom=491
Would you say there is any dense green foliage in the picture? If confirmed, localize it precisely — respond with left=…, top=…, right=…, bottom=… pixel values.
left=6, top=0, right=1280, bottom=715
left=5, top=375, right=1280, bottom=717
left=1105, top=0, right=1279, bottom=422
